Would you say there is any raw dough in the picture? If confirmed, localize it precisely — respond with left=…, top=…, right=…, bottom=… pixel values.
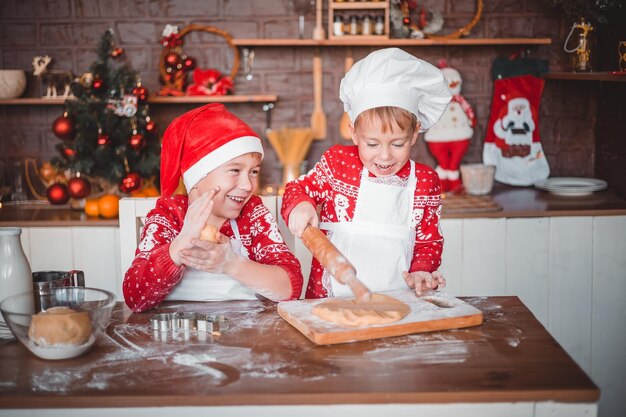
left=28, top=306, right=92, bottom=346
left=200, top=224, right=220, bottom=242
left=311, top=294, right=410, bottom=327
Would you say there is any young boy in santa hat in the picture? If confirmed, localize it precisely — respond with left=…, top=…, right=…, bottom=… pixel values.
left=281, top=48, right=451, bottom=299
left=123, top=103, right=303, bottom=313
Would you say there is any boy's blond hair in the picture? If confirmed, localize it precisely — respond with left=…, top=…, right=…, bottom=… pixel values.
left=354, top=106, right=418, bottom=136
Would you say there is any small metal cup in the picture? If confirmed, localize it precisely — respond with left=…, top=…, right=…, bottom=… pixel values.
left=32, top=270, right=85, bottom=312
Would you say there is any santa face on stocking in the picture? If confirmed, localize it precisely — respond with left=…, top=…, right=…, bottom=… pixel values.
left=483, top=75, right=549, bottom=186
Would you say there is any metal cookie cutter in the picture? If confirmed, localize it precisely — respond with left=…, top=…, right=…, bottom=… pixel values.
left=150, top=312, right=228, bottom=335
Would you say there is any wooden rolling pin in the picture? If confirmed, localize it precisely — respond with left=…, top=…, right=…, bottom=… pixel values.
left=301, top=226, right=371, bottom=302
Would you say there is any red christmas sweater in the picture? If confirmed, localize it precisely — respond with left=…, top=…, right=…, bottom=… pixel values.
left=281, top=145, right=444, bottom=299
left=123, top=194, right=303, bottom=312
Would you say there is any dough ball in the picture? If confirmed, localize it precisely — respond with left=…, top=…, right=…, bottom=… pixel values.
left=28, top=306, right=92, bottom=346
left=312, top=293, right=410, bottom=327
left=200, top=224, right=220, bottom=242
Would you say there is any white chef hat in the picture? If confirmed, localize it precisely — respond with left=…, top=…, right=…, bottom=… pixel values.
left=340, top=48, right=452, bottom=132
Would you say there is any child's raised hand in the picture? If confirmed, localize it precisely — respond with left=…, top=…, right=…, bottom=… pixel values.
left=402, top=270, right=446, bottom=296
left=169, top=187, right=219, bottom=265
left=288, top=201, right=318, bottom=238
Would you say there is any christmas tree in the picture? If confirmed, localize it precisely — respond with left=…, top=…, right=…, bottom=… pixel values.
left=50, top=29, right=160, bottom=198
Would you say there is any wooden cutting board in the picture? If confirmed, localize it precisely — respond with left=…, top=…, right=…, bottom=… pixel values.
left=277, top=289, right=483, bottom=345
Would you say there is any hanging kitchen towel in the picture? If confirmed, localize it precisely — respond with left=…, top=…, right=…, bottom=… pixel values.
left=483, top=74, right=550, bottom=186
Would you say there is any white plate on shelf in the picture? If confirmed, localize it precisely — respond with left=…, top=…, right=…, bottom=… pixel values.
left=534, top=177, right=607, bottom=196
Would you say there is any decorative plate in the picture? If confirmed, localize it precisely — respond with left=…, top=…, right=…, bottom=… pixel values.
left=534, top=177, right=607, bottom=196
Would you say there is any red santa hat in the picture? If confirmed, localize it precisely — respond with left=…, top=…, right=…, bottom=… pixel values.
left=160, top=103, right=264, bottom=197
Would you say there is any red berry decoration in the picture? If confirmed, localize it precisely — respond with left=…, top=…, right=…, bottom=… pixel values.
left=182, top=55, right=196, bottom=71
left=128, top=133, right=145, bottom=151
left=132, top=83, right=149, bottom=102
left=47, top=183, right=70, bottom=205
left=145, top=119, right=157, bottom=133
left=111, top=47, right=124, bottom=58
left=165, top=52, right=181, bottom=68
left=92, top=77, right=104, bottom=91
left=97, top=133, right=110, bottom=146
left=52, top=113, right=76, bottom=140
left=62, top=146, right=76, bottom=158
left=119, top=172, right=142, bottom=193
left=67, top=176, right=92, bottom=199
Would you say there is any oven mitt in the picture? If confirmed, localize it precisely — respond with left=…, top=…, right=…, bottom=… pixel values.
left=483, top=74, right=550, bottom=186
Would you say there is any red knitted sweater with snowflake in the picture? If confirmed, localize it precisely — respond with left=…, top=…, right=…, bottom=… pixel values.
left=281, top=145, right=444, bottom=299
left=123, top=194, right=303, bottom=312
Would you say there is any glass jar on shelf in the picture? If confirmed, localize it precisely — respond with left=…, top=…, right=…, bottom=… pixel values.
left=333, top=15, right=345, bottom=36
left=374, top=15, right=385, bottom=35
left=361, top=15, right=372, bottom=35
left=349, top=15, right=360, bottom=35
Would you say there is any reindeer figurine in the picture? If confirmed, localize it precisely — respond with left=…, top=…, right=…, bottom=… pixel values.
left=32, top=56, right=73, bottom=98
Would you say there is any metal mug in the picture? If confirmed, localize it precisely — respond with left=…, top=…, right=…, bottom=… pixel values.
left=32, top=270, right=85, bottom=312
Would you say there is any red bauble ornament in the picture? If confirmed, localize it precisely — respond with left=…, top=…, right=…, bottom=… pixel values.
left=119, top=172, right=142, bottom=193
left=92, top=77, right=104, bottom=91
left=145, top=120, right=157, bottom=133
left=52, top=113, right=76, bottom=140
left=62, top=146, right=76, bottom=158
left=67, top=176, right=92, bottom=199
left=97, top=133, right=110, bottom=146
left=165, top=52, right=181, bottom=68
left=111, top=47, right=124, bottom=58
left=47, top=182, right=70, bottom=205
left=182, top=55, right=197, bottom=71
left=128, top=133, right=145, bottom=151
left=132, top=84, right=149, bottom=101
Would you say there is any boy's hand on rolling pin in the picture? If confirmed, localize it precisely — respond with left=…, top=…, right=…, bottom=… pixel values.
left=288, top=201, right=318, bottom=238
left=402, top=271, right=446, bottom=297
left=169, top=188, right=219, bottom=265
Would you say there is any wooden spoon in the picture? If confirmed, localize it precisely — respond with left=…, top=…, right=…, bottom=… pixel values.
left=311, top=49, right=327, bottom=140
left=339, top=50, right=354, bottom=140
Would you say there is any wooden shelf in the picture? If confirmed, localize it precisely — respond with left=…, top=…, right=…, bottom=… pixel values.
left=0, top=95, right=278, bottom=106
left=544, top=72, right=626, bottom=82
left=232, top=38, right=552, bottom=46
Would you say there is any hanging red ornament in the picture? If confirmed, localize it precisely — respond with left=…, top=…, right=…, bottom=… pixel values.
left=111, top=47, right=124, bottom=58
left=119, top=172, right=142, bottom=193
left=128, top=132, right=145, bottom=151
left=182, top=55, right=197, bottom=71
left=52, top=112, right=76, bottom=140
left=47, top=182, right=70, bottom=205
left=145, top=119, right=157, bottom=133
left=92, top=77, right=104, bottom=91
left=97, top=132, right=110, bottom=146
left=132, top=83, right=149, bottom=102
left=164, top=52, right=181, bottom=68
left=62, top=146, right=76, bottom=158
left=67, top=176, right=92, bottom=199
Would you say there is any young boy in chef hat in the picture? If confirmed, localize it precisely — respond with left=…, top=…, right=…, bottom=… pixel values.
left=123, top=103, right=303, bottom=313
left=281, top=48, right=451, bottom=299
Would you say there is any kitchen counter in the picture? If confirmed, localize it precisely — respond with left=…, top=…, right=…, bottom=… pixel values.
left=2, top=185, right=626, bottom=227
left=0, top=296, right=599, bottom=416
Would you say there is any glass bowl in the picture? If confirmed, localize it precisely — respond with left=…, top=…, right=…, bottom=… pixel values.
left=0, top=287, right=115, bottom=360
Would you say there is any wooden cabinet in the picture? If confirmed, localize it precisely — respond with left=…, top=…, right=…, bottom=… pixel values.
left=440, top=215, right=626, bottom=417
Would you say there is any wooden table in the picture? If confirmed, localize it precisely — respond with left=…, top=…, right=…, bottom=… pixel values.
left=0, top=297, right=599, bottom=417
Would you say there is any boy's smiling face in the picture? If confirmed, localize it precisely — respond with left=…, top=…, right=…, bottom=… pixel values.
left=189, top=152, right=261, bottom=225
left=350, top=116, right=419, bottom=178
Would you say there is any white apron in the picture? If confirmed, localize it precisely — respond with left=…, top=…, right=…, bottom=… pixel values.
left=166, top=219, right=257, bottom=301
left=319, top=161, right=417, bottom=297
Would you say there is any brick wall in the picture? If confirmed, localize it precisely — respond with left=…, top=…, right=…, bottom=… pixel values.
left=0, top=0, right=616, bottom=194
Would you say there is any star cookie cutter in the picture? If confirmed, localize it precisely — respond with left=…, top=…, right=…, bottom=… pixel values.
left=150, top=312, right=229, bottom=334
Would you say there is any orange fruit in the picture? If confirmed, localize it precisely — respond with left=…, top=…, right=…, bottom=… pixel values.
left=142, top=185, right=160, bottom=197
left=130, top=189, right=147, bottom=197
left=84, top=198, right=100, bottom=217
left=98, top=194, right=120, bottom=219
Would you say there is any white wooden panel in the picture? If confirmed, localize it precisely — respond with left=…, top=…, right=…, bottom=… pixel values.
left=27, top=227, right=73, bottom=272
left=548, top=217, right=593, bottom=373
left=276, top=196, right=310, bottom=298
left=534, top=402, right=597, bottom=417
left=506, top=218, right=550, bottom=327
left=72, top=227, right=121, bottom=299
left=591, top=216, right=626, bottom=417
left=461, top=218, right=506, bottom=296
left=440, top=219, right=463, bottom=296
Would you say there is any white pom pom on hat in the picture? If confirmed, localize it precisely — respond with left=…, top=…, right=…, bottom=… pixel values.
left=339, top=48, right=452, bottom=132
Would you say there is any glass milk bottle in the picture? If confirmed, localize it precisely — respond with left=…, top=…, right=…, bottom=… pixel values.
left=0, top=227, right=32, bottom=303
